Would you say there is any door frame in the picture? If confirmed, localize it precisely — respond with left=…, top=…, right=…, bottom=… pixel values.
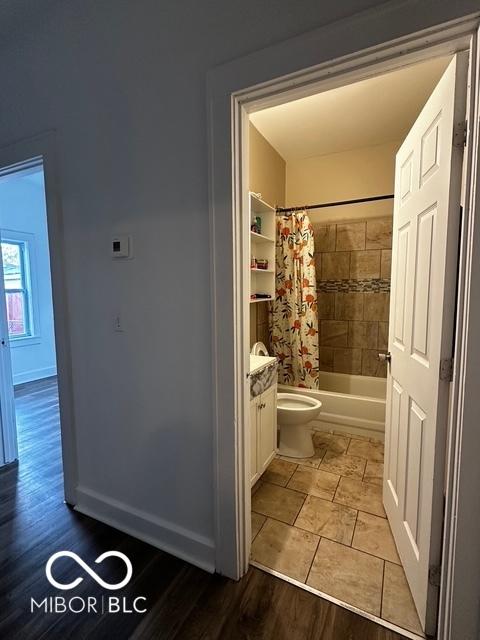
left=0, top=132, right=78, bottom=505
left=208, top=8, right=480, bottom=639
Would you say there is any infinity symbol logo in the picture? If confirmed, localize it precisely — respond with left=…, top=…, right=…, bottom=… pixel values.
left=46, top=551, right=133, bottom=591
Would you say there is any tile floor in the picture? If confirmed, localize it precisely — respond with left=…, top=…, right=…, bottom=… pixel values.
left=251, top=431, right=424, bottom=637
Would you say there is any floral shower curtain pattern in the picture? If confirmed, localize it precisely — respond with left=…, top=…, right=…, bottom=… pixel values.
left=270, top=211, right=319, bottom=388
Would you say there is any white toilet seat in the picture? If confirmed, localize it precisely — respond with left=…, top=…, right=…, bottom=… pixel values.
left=277, top=393, right=321, bottom=410
left=277, top=392, right=322, bottom=427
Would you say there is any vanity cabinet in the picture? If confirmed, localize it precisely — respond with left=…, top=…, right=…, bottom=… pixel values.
left=250, top=382, right=277, bottom=486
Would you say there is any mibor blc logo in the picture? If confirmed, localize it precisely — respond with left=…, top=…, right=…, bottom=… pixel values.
left=30, top=551, right=147, bottom=614
left=46, top=551, right=133, bottom=591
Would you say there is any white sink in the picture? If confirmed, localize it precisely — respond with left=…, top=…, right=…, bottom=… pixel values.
left=250, top=354, right=277, bottom=375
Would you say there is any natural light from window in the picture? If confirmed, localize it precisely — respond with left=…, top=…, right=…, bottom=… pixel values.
left=1, top=240, right=31, bottom=338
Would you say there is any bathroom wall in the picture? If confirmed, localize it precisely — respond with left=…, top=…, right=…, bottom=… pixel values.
left=285, top=142, right=396, bottom=377
left=314, top=217, right=392, bottom=377
left=249, top=123, right=285, bottom=349
left=249, top=123, right=286, bottom=208
left=286, top=141, right=399, bottom=221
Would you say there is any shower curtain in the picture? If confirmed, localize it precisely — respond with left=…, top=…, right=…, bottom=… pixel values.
left=270, top=211, right=319, bottom=389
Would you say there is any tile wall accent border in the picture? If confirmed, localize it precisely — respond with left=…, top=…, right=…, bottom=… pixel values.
left=317, top=278, right=391, bottom=293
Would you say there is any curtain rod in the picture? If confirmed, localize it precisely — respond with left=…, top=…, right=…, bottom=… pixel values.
left=276, top=193, right=394, bottom=213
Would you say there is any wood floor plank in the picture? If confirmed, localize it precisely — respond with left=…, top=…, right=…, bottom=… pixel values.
left=0, top=377, right=407, bottom=639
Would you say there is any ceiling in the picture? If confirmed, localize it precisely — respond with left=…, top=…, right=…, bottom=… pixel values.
left=250, top=56, right=451, bottom=162
left=0, top=0, right=60, bottom=43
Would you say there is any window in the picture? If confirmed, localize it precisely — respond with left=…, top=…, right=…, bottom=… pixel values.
left=1, top=240, right=32, bottom=338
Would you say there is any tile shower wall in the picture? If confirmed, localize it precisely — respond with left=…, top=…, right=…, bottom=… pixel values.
left=314, top=218, right=392, bottom=377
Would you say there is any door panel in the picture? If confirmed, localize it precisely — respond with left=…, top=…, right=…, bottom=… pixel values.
left=0, top=237, right=17, bottom=466
left=387, top=378, right=403, bottom=506
left=404, top=398, right=425, bottom=550
left=257, top=384, right=276, bottom=475
left=411, top=205, right=436, bottom=362
left=384, top=53, right=468, bottom=634
left=393, top=223, right=410, bottom=348
left=420, top=113, right=441, bottom=184
left=250, top=397, right=259, bottom=485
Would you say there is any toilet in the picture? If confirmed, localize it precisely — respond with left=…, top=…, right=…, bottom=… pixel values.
left=277, top=393, right=322, bottom=458
left=250, top=342, right=322, bottom=458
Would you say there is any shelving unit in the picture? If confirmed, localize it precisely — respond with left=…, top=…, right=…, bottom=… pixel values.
left=249, top=192, right=276, bottom=303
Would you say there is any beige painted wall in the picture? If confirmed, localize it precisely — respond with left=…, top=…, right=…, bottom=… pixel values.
left=249, top=123, right=286, bottom=208
left=249, top=123, right=286, bottom=350
left=286, top=141, right=399, bottom=223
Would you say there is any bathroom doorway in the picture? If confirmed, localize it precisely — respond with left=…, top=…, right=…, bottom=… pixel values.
left=244, top=52, right=468, bottom=638
left=208, top=15, right=480, bottom=640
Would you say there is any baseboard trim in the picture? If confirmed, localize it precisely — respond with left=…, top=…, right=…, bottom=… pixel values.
left=312, top=411, right=384, bottom=431
left=75, top=486, right=215, bottom=573
left=13, top=365, right=57, bottom=385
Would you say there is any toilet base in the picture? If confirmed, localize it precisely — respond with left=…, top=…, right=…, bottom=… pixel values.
left=278, top=423, right=315, bottom=458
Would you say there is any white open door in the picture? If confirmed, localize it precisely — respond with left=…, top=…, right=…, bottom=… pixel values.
left=0, top=236, right=17, bottom=467
left=384, top=53, right=468, bottom=634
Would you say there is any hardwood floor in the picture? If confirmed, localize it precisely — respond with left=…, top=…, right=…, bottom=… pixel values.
left=0, top=378, right=406, bottom=639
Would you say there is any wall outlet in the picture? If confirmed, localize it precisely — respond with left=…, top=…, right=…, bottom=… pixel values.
left=114, top=315, right=124, bottom=332
left=111, top=234, right=131, bottom=258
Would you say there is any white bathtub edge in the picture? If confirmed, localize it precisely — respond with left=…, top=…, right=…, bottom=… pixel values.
left=313, top=419, right=384, bottom=442
left=312, top=411, right=385, bottom=435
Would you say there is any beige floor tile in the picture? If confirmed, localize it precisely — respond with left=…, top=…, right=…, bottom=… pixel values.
left=313, top=431, right=350, bottom=453
left=352, top=511, right=400, bottom=563
left=347, top=438, right=384, bottom=462
left=335, top=430, right=370, bottom=441
left=263, top=458, right=297, bottom=487
left=251, top=518, right=319, bottom=583
left=287, top=465, right=340, bottom=500
left=252, top=479, right=263, bottom=495
left=307, top=538, right=383, bottom=615
left=364, top=461, right=383, bottom=486
left=319, top=450, right=366, bottom=479
left=295, top=495, right=357, bottom=545
left=334, top=477, right=386, bottom=517
left=251, top=482, right=306, bottom=524
left=279, top=444, right=327, bottom=468
left=251, top=512, right=266, bottom=541
left=382, top=561, right=423, bottom=634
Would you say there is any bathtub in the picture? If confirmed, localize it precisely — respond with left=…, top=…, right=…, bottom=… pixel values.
left=278, top=371, right=386, bottom=441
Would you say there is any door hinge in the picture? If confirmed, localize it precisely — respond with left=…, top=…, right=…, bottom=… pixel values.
left=429, top=565, right=441, bottom=588
left=440, top=358, right=454, bottom=382
left=453, top=120, right=467, bottom=148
